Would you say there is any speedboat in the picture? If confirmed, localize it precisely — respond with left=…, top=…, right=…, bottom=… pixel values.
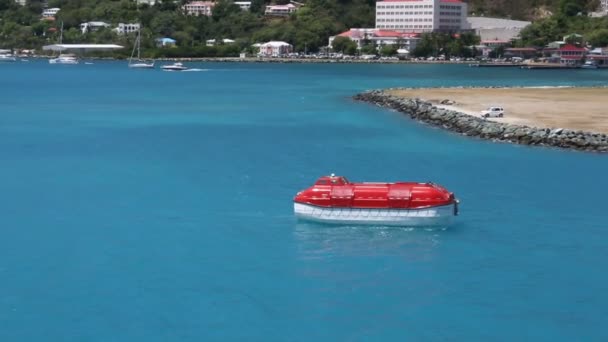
left=294, top=174, right=459, bottom=227
left=161, top=62, right=188, bottom=71
left=581, top=60, right=598, bottom=69
left=49, top=54, right=78, bottom=64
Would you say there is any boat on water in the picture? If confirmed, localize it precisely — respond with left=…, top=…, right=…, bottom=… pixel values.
left=128, top=29, right=154, bottom=69
left=49, top=54, right=78, bottom=64
left=161, top=62, right=188, bottom=71
left=44, top=22, right=123, bottom=65
left=48, top=22, right=78, bottom=65
left=294, top=174, right=459, bottom=227
left=0, top=49, right=17, bottom=62
left=581, top=60, right=598, bottom=69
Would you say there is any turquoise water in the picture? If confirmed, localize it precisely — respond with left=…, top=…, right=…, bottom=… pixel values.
left=1, top=61, right=607, bottom=340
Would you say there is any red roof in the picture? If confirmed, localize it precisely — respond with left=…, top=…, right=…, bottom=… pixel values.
left=559, top=44, right=586, bottom=52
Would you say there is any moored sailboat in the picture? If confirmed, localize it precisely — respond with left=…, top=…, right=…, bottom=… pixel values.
left=129, top=29, right=154, bottom=69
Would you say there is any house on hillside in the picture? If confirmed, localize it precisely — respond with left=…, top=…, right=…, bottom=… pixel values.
left=156, top=37, right=177, bottom=47
left=234, top=1, right=251, bottom=10
left=115, top=23, right=140, bottom=35
left=182, top=1, right=215, bottom=16
left=264, top=4, right=297, bottom=16
left=80, top=21, right=111, bottom=34
left=42, top=8, right=60, bottom=19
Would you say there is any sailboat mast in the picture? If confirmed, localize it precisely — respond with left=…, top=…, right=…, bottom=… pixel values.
left=137, top=30, right=141, bottom=60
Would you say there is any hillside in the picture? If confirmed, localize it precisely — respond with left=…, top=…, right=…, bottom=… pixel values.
left=466, top=0, right=602, bottom=20
left=0, top=0, right=607, bottom=56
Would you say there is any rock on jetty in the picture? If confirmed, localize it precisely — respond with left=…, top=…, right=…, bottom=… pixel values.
left=354, top=90, right=608, bottom=153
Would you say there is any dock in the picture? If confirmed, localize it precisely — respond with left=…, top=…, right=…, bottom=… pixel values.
left=469, top=63, right=522, bottom=68
left=520, top=63, right=580, bottom=70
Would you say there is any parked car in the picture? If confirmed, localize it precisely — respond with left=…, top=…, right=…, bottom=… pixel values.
left=481, top=106, right=505, bottom=118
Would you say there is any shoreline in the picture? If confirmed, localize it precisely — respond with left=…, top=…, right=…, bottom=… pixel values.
left=354, top=87, right=608, bottom=153
left=26, top=55, right=471, bottom=64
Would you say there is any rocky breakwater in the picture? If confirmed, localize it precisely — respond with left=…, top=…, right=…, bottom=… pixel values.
left=354, top=90, right=608, bottom=153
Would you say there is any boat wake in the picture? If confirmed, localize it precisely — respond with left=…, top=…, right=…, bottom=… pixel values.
left=182, top=68, right=207, bottom=72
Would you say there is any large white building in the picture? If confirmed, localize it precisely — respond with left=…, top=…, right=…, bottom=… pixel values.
left=80, top=21, right=110, bottom=34
left=375, top=0, right=468, bottom=32
left=182, top=1, right=215, bottom=16
left=602, top=0, right=608, bottom=11
left=115, top=23, right=141, bottom=35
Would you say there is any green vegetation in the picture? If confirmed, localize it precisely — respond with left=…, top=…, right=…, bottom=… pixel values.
left=0, top=0, right=376, bottom=57
left=1, top=0, right=607, bottom=58
left=468, top=0, right=601, bottom=21
left=412, top=32, right=480, bottom=58
left=516, top=0, right=608, bottom=47
left=330, top=36, right=357, bottom=55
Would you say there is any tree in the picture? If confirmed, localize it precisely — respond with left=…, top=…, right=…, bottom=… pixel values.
left=379, top=44, right=397, bottom=56
left=559, top=0, right=585, bottom=16
left=360, top=43, right=376, bottom=55
left=212, top=0, right=241, bottom=22
left=331, top=36, right=357, bottom=55
left=587, top=29, right=608, bottom=47
left=249, top=0, right=265, bottom=15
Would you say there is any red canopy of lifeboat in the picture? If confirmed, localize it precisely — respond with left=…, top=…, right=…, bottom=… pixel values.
left=294, top=175, right=456, bottom=210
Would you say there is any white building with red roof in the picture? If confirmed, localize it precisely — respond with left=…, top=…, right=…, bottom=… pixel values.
left=329, top=29, right=420, bottom=53
left=555, top=44, right=587, bottom=65
left=376, top=0, right=468, bottom=33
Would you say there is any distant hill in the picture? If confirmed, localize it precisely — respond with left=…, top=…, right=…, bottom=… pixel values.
left=466, top=0, right=601, bottom=21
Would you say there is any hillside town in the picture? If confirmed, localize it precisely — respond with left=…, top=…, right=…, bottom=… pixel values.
left=1, top=0, right=608, bottom=67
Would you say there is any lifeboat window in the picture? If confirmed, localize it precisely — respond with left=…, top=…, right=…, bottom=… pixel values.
left=316, top=180, right=329, bottom=185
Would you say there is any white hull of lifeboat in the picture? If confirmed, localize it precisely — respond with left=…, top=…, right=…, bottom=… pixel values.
left=294, top=202, right=457, bottom=227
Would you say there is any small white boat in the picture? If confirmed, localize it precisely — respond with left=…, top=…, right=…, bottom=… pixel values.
left=581, top=60, right=598, bottom=69
left=49, top=54, right=79, bottom=64
left=161, top=62, right=188, bottom=71
left=0, top=50, right=17, bottom=62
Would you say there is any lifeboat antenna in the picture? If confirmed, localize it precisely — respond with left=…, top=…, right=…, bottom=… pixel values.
left=330, top=173, right=335, bottom=177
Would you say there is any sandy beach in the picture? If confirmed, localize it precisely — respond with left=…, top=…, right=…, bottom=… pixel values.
left=387, top=87, right=608, bottom=134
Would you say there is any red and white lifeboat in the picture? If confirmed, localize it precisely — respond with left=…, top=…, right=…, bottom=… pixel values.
left=294, top=174, right=459, bottom=227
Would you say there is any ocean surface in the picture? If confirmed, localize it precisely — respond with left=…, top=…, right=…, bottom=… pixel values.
left=1, top=60, right=607, bottom=341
